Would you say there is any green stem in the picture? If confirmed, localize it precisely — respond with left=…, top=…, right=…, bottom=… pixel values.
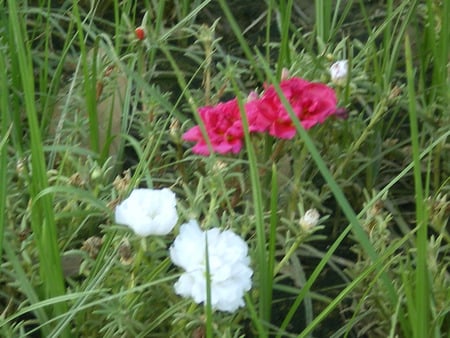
left=273, top=234, right=306, bottom=276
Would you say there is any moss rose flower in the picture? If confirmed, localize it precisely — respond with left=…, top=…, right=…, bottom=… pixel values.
left=246, top=77, right=338, bottom=138
left=170, top=220, right=253, bottom=312
left=115, top=188, right=178, bottom=236
left=182, top=98, right=244, bottom=155
left=294, top=82, right=338, bottom=128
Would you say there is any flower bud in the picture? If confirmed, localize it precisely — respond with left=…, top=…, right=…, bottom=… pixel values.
left=246, top=90, right=259, bottom=102
left=299, top=208, right=320, bottom=231
left=281, top=67, right=290, bottom=81
left=330, top=60, right=349, bottom=86
left=135, top=27, right=145, bottom=40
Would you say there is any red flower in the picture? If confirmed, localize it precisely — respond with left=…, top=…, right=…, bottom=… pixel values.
left=246, top=77, right=338, bottom=139
left=135, top=27, right=145, bottom=40
left=183, top=99, right=244, bottom=155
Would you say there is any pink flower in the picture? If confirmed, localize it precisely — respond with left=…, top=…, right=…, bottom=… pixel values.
left=183, top=99, right=244, bottom=155
left=246, top=78, right=309, bottom=138
left=295, top=82, right=338, bottom=129
left=246, top=77, right=338, bottom=139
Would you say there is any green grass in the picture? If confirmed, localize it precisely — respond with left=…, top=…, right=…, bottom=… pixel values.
left=1, top=0, right=449, bottom=337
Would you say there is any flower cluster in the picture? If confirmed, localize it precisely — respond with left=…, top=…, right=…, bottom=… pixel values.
left=183, top=76, right=341, bottom=155
left=115, top=188, right=252, bottom=313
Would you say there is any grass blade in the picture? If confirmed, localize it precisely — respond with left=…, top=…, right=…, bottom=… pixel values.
left=405, top=34, right=429, bottom=338
left=6, top=1, right=69, bottom=336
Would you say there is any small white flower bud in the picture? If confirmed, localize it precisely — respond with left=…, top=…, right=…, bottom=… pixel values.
left=299, top=208, right=320, bottom=231
left=281, top=67, right=290, bottom=81
left=330, top=60, right=349, bottom=86
left=246, top=90, right=259, bottom=102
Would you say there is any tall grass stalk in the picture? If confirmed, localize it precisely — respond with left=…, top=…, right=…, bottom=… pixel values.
left=36, top=1, right=52, bottom=125
left=381, top=0, right=393, bottom=81
left=422, top=0, right=450, bottom=108
left=380, top=0, right=417, bottom=86
left=275, top=0, right=293, bottom=73
left=421, top=0, right=450, bottom=190
left=405, top=34, right=429, bottom=338
left=232, top=75, right=270, bottom=335
left=267, top=163, right=279, bottom=305
left=6, top=0, right=69, bottom=336
left=204, top=234, right=213, bottom=338
left=71, top=1, right=101, bottom=158
left=265, top=0, right=275, bottom=62
left=315, top=0, right=332, bottom=43
left=0, top=44, right=9, bottom=261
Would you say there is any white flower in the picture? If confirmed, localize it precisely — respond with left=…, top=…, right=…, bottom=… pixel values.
left=115, top=188, right=178, bottom=236
left=170, top=220, right=253, bottom=313
left=329, top=60, right=349, bottom=86
left=299, top=208, right=320, bottom=231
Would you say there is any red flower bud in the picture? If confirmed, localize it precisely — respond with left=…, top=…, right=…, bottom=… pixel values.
left=135, top=27, right=145, bottom=40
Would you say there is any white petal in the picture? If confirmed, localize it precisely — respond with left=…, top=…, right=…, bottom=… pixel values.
left=170, top=220, right=205, bottom=269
